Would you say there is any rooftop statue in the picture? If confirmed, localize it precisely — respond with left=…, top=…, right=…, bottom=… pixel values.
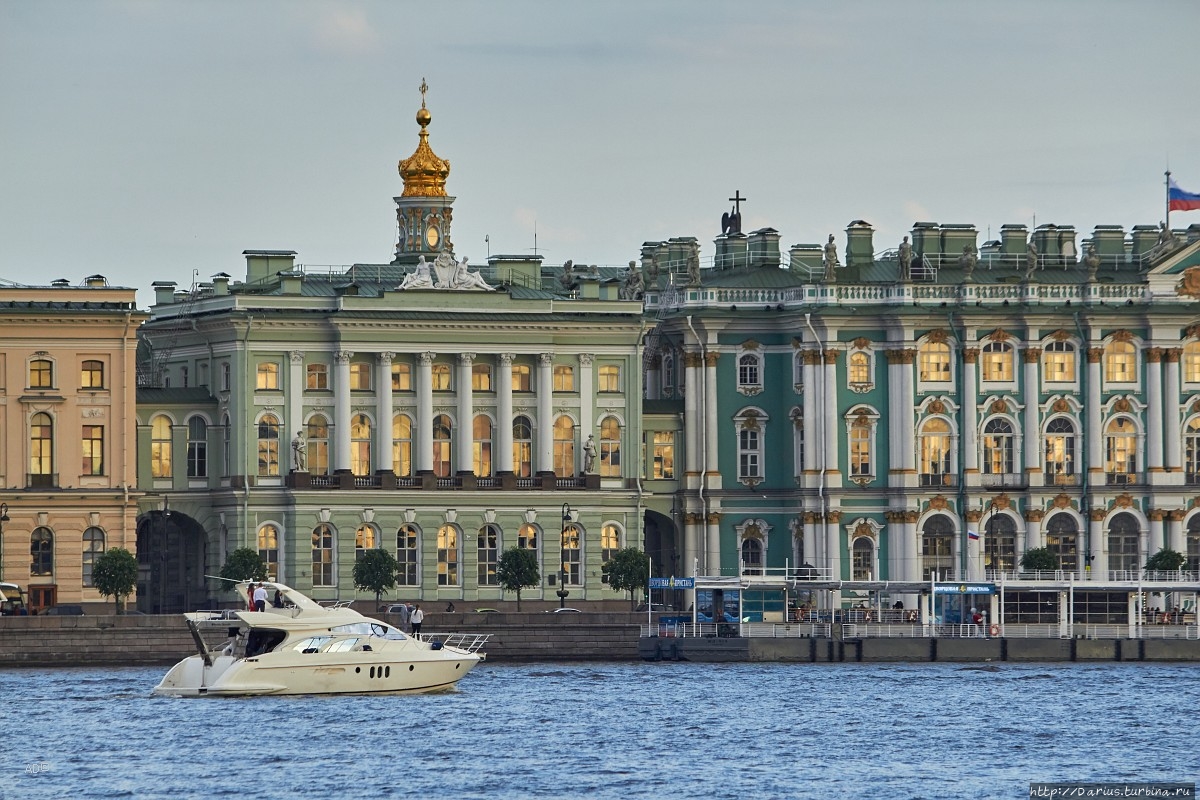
left=398, top=256, right=436, bottom=289
left=687, top=250, right=701, bottom=286
left=620, top=263, right=644, bottom=300
left=432, top=251, right=494, bottom=291
left=823, top=234, right=839, bottom=281
left=1024, top=241, right=1039, bottom=281
left=559, top=260, right=575, bottom=294
left=898, top=235, right=912, bottom=281
left=958, top=245, right=977, bottom=283
left=1084, top=243, right=1101, bottom=280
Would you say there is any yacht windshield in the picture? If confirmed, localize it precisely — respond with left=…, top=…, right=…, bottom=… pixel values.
left=330, top=622, right=406, bottom=640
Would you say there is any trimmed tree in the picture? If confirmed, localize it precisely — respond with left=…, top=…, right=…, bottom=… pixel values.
left=1020, top=547, right=1059, bottom=572
left=353, top=548, right=400, bottom=606
left=92, top=548, right=139, bottom=614
left=602, top=547, right=650, bottom=610
left=496, top=547, right=539, bottom=611
left=220, top=547, right=268, bottom=582
left=1145, top=547, right=1187, bottom=573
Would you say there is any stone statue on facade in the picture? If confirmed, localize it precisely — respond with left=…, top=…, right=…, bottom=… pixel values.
left=687, top=250, right=701, bottom=286
left=448, top=256, right=495, bottom=291
left=823, top=234, right=839, bottom=281
left=291, top=431, right=307, bottom=471
left=1083, top=243, right=1101, bottom=280
left=398, top=256, right=436, bottom=289
left=582, top=434, right=598, bottom=473
left=559, top=260, right=575, bottom=294
left=1024, top=241, right=1039, bottom=281
left=646, top=256, right=659, bottom=287
left=958, top=245, right=977, bottom=283
left=898, top=235, right=913, bottom=281
left=620, top=263, right=644, bottom=300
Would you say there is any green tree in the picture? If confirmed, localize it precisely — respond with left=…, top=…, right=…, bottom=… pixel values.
left=353, top=548, right=400, bottom=606
left=1145, top=547, right=1187, bottom=573
left=496, top=547, right=539, bottom=611
left=602, top=547, right=650, bottom=610
left=92, top=548, right=139, bottom=614
left=1019, top=547, right=1059, bottom=572
left=220, top=547, right=268, bottom=582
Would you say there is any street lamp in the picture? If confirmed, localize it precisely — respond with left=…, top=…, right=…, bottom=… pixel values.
left=0, top=503, right=10, bottom=578
left=558, top=503, right=573, bottom=609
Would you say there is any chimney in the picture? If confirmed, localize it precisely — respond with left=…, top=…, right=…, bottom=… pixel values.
left=212, top=273, right=231, bottom=296
left=748, top=228, right=782, bottom=269
left=243, top=250, right=297, bottom=284
left=85, top=274, right=108, bottom=288
left=152, top=281, right=178, bottom=305
left=844, top=221, right=874, bottom=269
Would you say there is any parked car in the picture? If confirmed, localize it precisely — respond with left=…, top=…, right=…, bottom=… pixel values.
left=544, top=607, right=582, bottom=613
left=42, top=605, right=85, bottom=616
left=635, top=602, right=675, bottom=613
left=379, top=603, right=410, bottom=615
left=474, top=608, right=499, bottom=613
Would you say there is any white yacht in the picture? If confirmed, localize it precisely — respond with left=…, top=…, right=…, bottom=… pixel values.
left=153, top=582, right=488, bottom=697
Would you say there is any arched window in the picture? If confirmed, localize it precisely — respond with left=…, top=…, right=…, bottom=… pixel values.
left=392, top=414, right=412, bottom=477
left=848, top=350, right=871, bottom=388
left=350, top=413, right=372, bottom=476
left=432, top=414, right=453, bottom=478
left=473, top=415, right=493, bottom=477
left=735, top=410, right=764, bottom=485
left=1045, top=417, right=1077, bottom=484
left=981, top=341, right=1014, bottom=382
left=307, top=415, right=330, bottom=475
left=982, top=417, right=1015, bottom=475
left=437, top=525, right=459, bottom=586
left=258, top=524, right=279, bottom=580
left=846, top=407, right=878, bottom=483
left=1107, top=512, right=1140, bottom=574
left=553, top=364, right=574, bottom=392
left=397, top=524, right=419, bottom=586
left=478, top=524, right=500, bottom=586
left=81, top=359, right=104, bottom=389
left=29, top=358, right=53, bottom=388
left=82, top=527, right=105, bottom=587
left=741, top=536, right=764, bottom=576
left=512, top=416, right=533, bottom=478
left=519, top=524, right=538, bottom=552
left=599, top=417, right=621, bottom=477
left=1185, top=341, right=1200, bottom=385
left=601, top=524, right=620, bottom=564
left=1104, top=417, right=1138, bottom=484
left=31, top=527, right=54, bottom=576
left=512, top=364, right=532, bottom=392
left=150, top=414, right=171, bottom=478
left=431, top=362, right=452, bottom=391
left=1185, top=417, right=1200, bottom=482
left=918, top=341, right=951, bottom=384
left=851, top=538, right=873, bottom=580
left=553, top=416, right=575, bottom=477
left=662, top=354, right=675, bottom=397
left=1045, top=514, right=1078, bottom=573
left=257, top=413, right=280, bottom=476
left=311, top=524, right=334, bottom=587
left=1104, top=340, right=1137, bottom=384
left=355, top=525, right=376, bottom=561
left=921, top=516, right=954, bottom=580
left=561, top=523, right=581, bottom=585
left=1043, top=340, right=1076, bottom=383
left=737, top=353, right=762, bottom=392
left=984, top=514, right=1016, bottom=573
left=919, top=417, right=952, bottom=485
left=187, top=416, right=207, bottom=478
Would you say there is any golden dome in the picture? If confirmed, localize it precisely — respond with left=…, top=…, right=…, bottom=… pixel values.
left=399, top=79, right=449, bottom=197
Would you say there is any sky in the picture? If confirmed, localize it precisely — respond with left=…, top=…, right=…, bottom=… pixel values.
left=2, top=0, right=1199, bottom=305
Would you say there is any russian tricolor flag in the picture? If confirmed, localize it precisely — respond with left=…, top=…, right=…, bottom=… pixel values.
left=1169, top=178, right=1200, bottom=212
left=967, top=529, right=979, bottom=541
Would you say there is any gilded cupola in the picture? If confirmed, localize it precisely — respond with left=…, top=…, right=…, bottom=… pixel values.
left=398, top=78, right=450, bottom=197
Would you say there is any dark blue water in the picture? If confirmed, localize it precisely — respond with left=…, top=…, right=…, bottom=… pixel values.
left=2, top=662, right=1197, bottom=800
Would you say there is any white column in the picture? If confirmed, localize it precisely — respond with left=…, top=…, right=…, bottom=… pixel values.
left=1087, top=348, right=1103, bottom=480
left=1090, top=512, right=1106, bottom=579
left=646, top=353, right=661, bottom=400
left=1167, top=511, right=1185, bottom=553
left=1146, top=349, right=1164, bottom=474
left=706, top=513, right=721, bottom=576
left=1026, top=512, right=1043, bottom=552
left=1165, top=350, right=1183, bottom=472
left=904, top=513, right=920, bottom=583
left=684, top=352, right=700, bottom=479
left=963, top=349, right=979, bottom=474
left=456, top=352, right=475, bottom=473
left=536, top=353, right=554, bottom=473
left=497, top=354, right=514, bottom=474
left=416, top=352, right=434, bottom=473
left=900, top=349, right=917, bottom=472
left=1149, top=511, right=1166, bottom=555
left=684, top=513, right=700, bottom=578
left=287, top=351, right=304, bottom=471
left=1023, top=348, right=1041, bottom=476
left=802, top=352, right=818, bottom=473
left=579, top=354, right=594, bottom=445
left=887, top=352, right=904, bottom=477
left=803, top=513, right=817, bottom=569
left=704, top=352, right=719, bottom=479
left=333, top=350, right=353, bottom=472
left=826, top=512, right=843, bottom=595
left=375, top=352, right=394, bottom=473
left=823, top=350, right=840, bottom=485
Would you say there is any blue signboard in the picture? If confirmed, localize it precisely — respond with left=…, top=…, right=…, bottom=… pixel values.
left=649, top=577, right=695, bottom=589
left=933, top=582, right=995, bottom=595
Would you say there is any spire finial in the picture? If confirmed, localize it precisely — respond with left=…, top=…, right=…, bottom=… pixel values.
left=419, top=77, right=428, bottom=109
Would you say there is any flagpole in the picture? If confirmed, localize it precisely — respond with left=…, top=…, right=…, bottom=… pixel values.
left=1166, top=170, right=1172, bottom=231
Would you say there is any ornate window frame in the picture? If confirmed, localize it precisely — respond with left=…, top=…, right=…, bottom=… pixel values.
left=736, top=341, right=764, bottom=397
left=733, top=407, right=768, bottom=487
left=844, top=405, right=880, bottom=486
left=847, top=338, right=874, bottom=393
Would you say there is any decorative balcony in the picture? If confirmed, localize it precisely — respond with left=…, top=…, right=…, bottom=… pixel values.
left=919, top=473, right=957, bottom=488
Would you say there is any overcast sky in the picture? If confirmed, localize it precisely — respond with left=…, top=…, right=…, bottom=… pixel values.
left=3, top=0, right=1198, bottom=303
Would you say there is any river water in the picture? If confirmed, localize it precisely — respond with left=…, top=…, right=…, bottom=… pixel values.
left=3, top=661, right=1197, bottom=800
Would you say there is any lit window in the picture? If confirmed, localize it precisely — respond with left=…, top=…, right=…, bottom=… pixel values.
left=1185, top=417, right=1200, bottom=481
left=1105, top=417, right=1138, bottom=482
left=473, top=415, right=493, bottom=477
left=433, top=415, right=453, bottom=477
left=1104, top=341, right=1137, bottom=384
left=307, top=415, right=329, bottom=475
left=846, top=406, right=879, bottom=484
left=982, top=417, right=1015, bottom=475
left=1045, top=417, right=1077, bottom=484
left=82, top=527, right=105, bottom=587
left=1185, top=342, right=1200, bottom=384
left=349, top=362, right=371, bottom=391
left=918, top=417, right=952, bottom=485
left=512, top=416, right=533, bottom=477
left=437, top=525, right=459, bottom=586
left=601, top=524, right=620, bottom=564
left=981, top=341, right=1013, bottom=382
left=150, top=414, right=171, bottom=478
left=82, top=425, right=104, bottom=476
left=734, top=409, right=767, bottom=486
left=256, top=362, right=279, bottom=390
left=561, top=524, right=581, bottom=585
left=599, top=417, right=621, bottom=477
left=392, top=414, right=412, bottom=477
left=306, top=364, right=328, bottom=390
left=651, top=430, right=674, bottom=479
left=258, top=524, right=279, bottom=580
left=1043, top=341, right=1076, bottom=383
left=311, top=524, right=334, bottom=586
left=598, top=365, right=621, bottom=393
left=392, top=362, right=412, bottom=391
left=472, top=363, right=493, bottom=392
left=397, top=525, right=419, bottom=586
left=848, top=351, right=871, bottom=387
left=350, top=414, right=371, bottom=476
left=512, top=364, right=532, bottom=392
left=186, top=417, right=206, bottom=478
left=519, top=524, right=538, bottom=553
left=257, top=413, right=280, bottom=476
left=81, top=360, right=104, bottom=389
left=553, top=416, right=575, bottom=477
left=355, top=525, right=376, bottom=561
left=478, top=525, right=500, bottom=586
left=431, top=363, right=452, bottom=391
left=29, top=359, right=53, bottom=389
left=553, top=365, right=574, bottom=392
left=918, top=341, right=951, bottom=383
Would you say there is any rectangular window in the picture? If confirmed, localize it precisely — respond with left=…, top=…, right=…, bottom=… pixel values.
left=652, top=431, right=675, bottom=479
left=432, top=363, right=452, bottom=391
left=349, top=362, right=371, bottom=390
left=81, top=360, right=104, bottom=389
left=553, top=365, right=574, bottom=392
left=306, top=364, right=328, bottom=390
left=849, top=425, right=871, bottom=476
left=82, top=425, right=104, bottom=475
left=739, top=429, right=760, bottom=479
left=599, top=365, right=621, bottom=393
left=392, top=362, right=412, bottom=391
left=437, top=527, right=459, bottom=586
left=918, top=345, right=951, bottom=383
left=512, top=365, right=532, bottom=392
left=221, top=363, right=231, bottom=392
left=478, top=526, right=499, bottom=586
left=397, top=525, right=419, bottom=586
left=256, top=362, right=279, bottom=390
left=312, top=525, right=334, bottom=587
left=1043, top=344, right=1075, bottom=383
left=472, top=364, right=492, bottom=392
left=29, top=359, right=53, bottom=388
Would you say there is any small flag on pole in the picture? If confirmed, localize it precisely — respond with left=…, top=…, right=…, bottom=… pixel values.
left=1169, top=178, right=1200, bottom=212
left=967, top=529, right=980, bottom=541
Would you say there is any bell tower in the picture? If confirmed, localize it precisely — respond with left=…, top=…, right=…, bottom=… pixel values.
left=393, top=78, right=455, bottom=265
